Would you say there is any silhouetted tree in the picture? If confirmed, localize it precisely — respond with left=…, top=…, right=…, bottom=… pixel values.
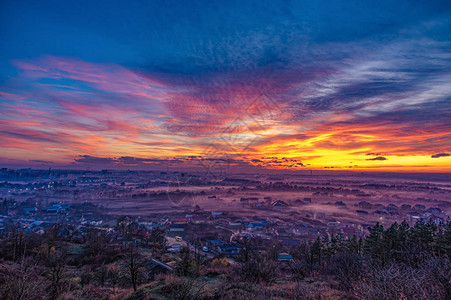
left=121, top=245, right=145, bottom=291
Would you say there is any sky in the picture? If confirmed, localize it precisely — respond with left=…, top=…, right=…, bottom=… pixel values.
left=0, top=0, right=450, bottom=172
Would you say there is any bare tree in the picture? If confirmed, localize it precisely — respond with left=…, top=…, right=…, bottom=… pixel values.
left=0, top=257, right=46, bottom=300
left=45, top=251, right=70, bottom=300
left=121, top=245, right=145, bottom=291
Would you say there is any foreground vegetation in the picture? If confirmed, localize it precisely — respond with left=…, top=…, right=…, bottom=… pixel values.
left=0, top=218, right=450, bottom=299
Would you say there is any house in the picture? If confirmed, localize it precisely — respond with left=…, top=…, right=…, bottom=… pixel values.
left=228, top=220, right=242, bottom=227
left=167, top=244, right=182, bottom=252
left=89, top=219, right=103, bottom=226
left=146, top=259, right=174, bottom=277
left=217, top=243, right=241, bottom=255
left=254, top=219, right=268, bottom=226
left=23, top=207, right=37, bottom=215
left=408, top=212, right=422, bottom=221
left=173, top=217, right=188, bottom=224
left=327, top=221, right=340, bottom=227
left=429, top=216, right=444, bottom=225
left=275, top=227, right=291, bottom=238
left=271, top=200, right=289, bottom=210
left=190, top=215, right=207, bottom=224
left=422, top=212, right=432, bottom=219
left=43, top=204, right=63, bottom=214
left=28, top=220, right=43, bottom=228
left=278, top=253, right=293, bottom=261
left=169, top=224, right=185, bottom=232
left=292, top=226, right=318, bottom=239
left=206, top=239, right=225, bottom=247
left=246, top=222, right=265, bottom=231
left=254, top=233, right=272, bottom=240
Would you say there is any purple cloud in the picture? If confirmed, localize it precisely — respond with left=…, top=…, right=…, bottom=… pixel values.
left=366, top=156, right=387, bottom=161
left=431, top=153, right=450, bottom=158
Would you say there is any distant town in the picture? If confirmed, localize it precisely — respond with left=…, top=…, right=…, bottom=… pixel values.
left=1, top=168, right=449, bottom=244
left=1, top=168, right=450, bottom=298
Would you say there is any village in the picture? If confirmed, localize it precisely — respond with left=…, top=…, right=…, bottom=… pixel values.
left=1, top=168, right=450, bottom=298
left=1, top=168, right=449, bottom=266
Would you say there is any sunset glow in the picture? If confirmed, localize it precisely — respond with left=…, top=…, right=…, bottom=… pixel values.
left=1, top=1, right=450, bottom=172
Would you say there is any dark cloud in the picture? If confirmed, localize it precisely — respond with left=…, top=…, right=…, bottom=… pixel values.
left=366, top=156, right=387, bottom=161
left=431, top=153, right=450, bottom=158
left=116, top=156, right=183, bottom=165
left=74, top=155, right=185, bottom=166
left=74, top=155, right=115, bottom=164
left=29, top=160, right=54, bottom=164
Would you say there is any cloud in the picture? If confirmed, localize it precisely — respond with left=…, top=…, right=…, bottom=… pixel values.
left=366, top=156, right=388, bottom=161
left=29, top=160, right=54, bottom=164
left=431, top=153, right=450, bottom=158
left=74, top=155, right=116, bottom=164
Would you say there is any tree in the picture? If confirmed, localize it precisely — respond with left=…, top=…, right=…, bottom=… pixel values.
left=122, top=245, right=145, bottom=291
left=175, top=247, right=196, bottom=277
left=93, top=264, right=108, bottom=287
left=310, top=237, right=322, bottom=270
left=0, top=257, right=46, bottom=300
left=434, top=220, right=451, bottom=257
left=45, top=251, right=70, bottom=300
left=236, top=240, right=278, bottom=283
left=192, top=240, right=206, bottom=274
left=328, top=252, right=363, bottom=290
left=148, top=228, right=166, bottom=256
left=363, top=223, right=385, bottom=266
left=267, top=240, right=282, bottom=261
left=107, top=263, right=120, bottom=288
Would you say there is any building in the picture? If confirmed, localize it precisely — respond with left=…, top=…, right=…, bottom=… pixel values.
left=169, top=224, right=185, bottom=232
left=206, top=239, right=225, bottom=247
left=217, top=243, right=241, bottom=255
left=278, top=253, right=293, bottom=261
left=271, top=200, right=289, bottom=210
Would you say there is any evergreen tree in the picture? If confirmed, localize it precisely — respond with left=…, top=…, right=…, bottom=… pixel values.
left=363, top=223, right=385, bottom=266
